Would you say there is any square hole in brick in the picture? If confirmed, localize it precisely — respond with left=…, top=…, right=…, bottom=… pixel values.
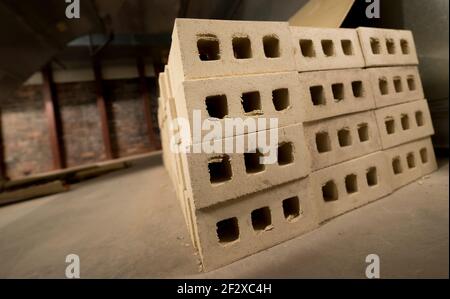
left=337, top=128, right=352, bottom=147
left=272, top=88, right=290, bottom=111
left=251, top=207, right=272, bottom=232
left=379, top=77, right=389, bottom=95
left=386, top=38, right=396, bottom=54
left=241, top=91, right=262, bottom=114
left=407, top=152, right=416, bottom=169
left=385, top=117, right=396, bottom=134
left=392, top=157, right=403, bottom=175
left=366, top=167, right=378, bottom=186
left=263, top=35, right=280, bottom=58
left=299, top=39, right=315, bottom=57
left=197, top=35, right=220, bottom=61
left=244, top=149, right=265, bottom=174
left=415, top=110, right=424, bottom=126
left=282, top=196, right=301, bottom=221
left=310, top=85, right=326, bottom=105
left=316, top=131, right=331, bottom=153
left=370, top=37, right=381, bottom=54
left=345, top=174, right=358, bottom=194
left=393, top=77, right=403, bottom=93
left=407, top=76, right=416, bottom=91
left=278, top=142, right=294, bottom=165
left=357, top=123, right=369, bottom=142
left=216, top=217, right=239, bottom=244
left=232, top=36, right=252, bottom=59
left=401, top=39, right=410, bottom=54
left=208, top=155, right=232, bottom=184
left=401, top=114, right=410, bottom=130
left=332, top=83, right=345, bottom=102
left=341, top=39, right=354, bottom=55
left=205, top=94, right=228, bottom=119
left=352, top=81, right=364, bottom=98
left=321, top=40, right=335, bottom=56
left=322, top=180, right=338, bottom=202
left=420, top=148, right=428, bottom=163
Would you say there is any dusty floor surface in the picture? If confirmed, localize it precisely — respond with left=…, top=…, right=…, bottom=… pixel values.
left=0, top=155, right=448, bottom=278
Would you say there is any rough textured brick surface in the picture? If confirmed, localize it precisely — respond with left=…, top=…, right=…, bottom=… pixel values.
left=290, top=26, right=365, bottom=72
left=163, top=65, right=174, bottom=99
left=160, top=96, right=195, bottom=246
left=310, top=151, right=393, bottom=223
left=195, top=177, right=318, bottom=271
left=158, top=21, right=440, bottom=272
left=168, top=18, right=295, bottom=91
left=159, top=86, right=199, bottom=247
left=174, top=71, right=305, bottom=143
left=374, top=99, right=434, bottom=149
left=367, top=66, right=424, bottom=108
left=383, top=137, right=437, bottom=190
left=298, top=69, right=375, bottom=122
left=304, top=111, right=382, bottom=171
left=181, top=123, right=311, bottom=209
left=158, top=72, right=169, bottom=102
left=357, top=27, right=418, bottom=67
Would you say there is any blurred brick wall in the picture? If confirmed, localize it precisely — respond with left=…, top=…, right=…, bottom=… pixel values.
left=0, top=75, right=159, bottom=180
left=56, top=81, right=106, bottom=168
left=1, top=85, right=53, bottom=179
left=104, top=78, right=152, bottom=157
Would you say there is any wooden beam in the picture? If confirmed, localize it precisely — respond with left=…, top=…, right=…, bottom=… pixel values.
left=137, top=57, right=160, bottom=150
left=92, top=58, right=114, bottom=160
left=288, top=0, right=355, bottom=28
left=0, top=108, right=7, bottom=181
left=0, top=180, right=68, bottom=206
left=42, top=64, right=65, bottom=170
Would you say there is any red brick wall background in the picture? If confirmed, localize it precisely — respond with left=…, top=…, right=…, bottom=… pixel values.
left=0, top=76, right=160, bottom=180
left=104, top=78, right=152, bottom=157
left=1, top=85, right=53, bottom=179
left=56, top=81, right=106, bottom=168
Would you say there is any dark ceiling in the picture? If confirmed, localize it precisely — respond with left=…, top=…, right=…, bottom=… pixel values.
left=0, top=0, right=308, bottom=102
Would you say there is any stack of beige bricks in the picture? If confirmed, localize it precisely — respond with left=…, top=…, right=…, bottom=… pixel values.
left=157, top=19, right=437, bottom=271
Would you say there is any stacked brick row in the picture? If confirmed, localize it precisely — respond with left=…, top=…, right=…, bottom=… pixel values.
left=157, top=19, right=437, bottom=271
left=357, top=27, right=437, bottom=191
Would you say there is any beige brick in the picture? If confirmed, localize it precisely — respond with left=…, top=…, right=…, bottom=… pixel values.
left=383, top=137, right=437, bottom=190
left=298, top=69, right=375, bottom=122
left=181, top=123, right=311, bottom=209
left=194, top=177, right=318, bottom=271
left=164, top=65, right=174, bottom=99
left=357, top=27, right=418, bottom=67
left=290, top=27, right=365, bottom=72
left=375, top=99, right=434, bottom=149
left=157, top=96, right=164, bottom=129
left=173, top=71, right=305, bottom=143
left=162, top=97, right=178, bottom=191
left=367, top=66, right=424, bottom=108
left=162, top=94, right=199, bottom=245
left=304, top=111, right=382, bottom=171
left=168, top=18, right=295, bottom=91
left=158, top=72, right=169, bottom=101
left=310, top=151, right=393, bottom=223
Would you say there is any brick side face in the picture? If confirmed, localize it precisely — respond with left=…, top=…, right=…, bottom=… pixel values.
left=1, top=85, right=53, bottom=179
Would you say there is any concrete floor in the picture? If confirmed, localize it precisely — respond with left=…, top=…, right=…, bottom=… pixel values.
left=0, top=156, right=448, bottom=278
